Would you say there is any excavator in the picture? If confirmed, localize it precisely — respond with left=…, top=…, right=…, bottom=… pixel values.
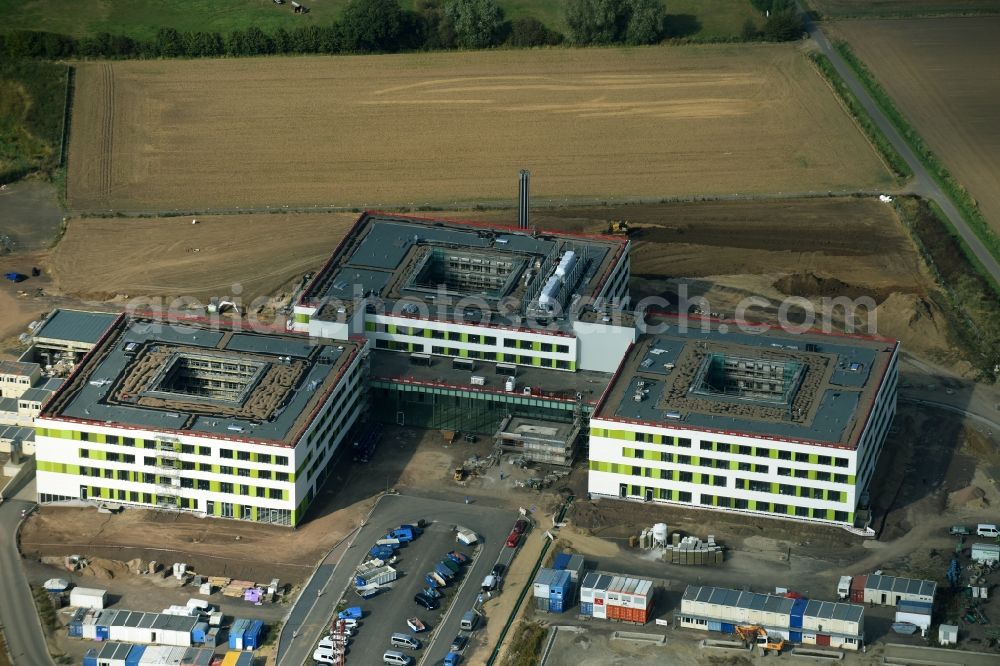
left=736, top=625, right=786, bottom=656
left=606, top=220, right=630, bottom=236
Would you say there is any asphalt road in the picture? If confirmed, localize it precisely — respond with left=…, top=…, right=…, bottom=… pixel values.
left=276, top=494, right=516, bottom=666
left=802, top=9, right=1000, bottom=287
left=0, top=479, right=54, bottom=666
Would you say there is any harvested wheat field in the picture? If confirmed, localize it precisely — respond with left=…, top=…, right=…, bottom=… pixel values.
left=835, top=17, right=1000, bottom=234
left=48, top=212, right=358, bottom=303
left=66, top=45, right=892, bottom=212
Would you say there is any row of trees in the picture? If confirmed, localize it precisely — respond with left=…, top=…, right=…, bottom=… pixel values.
left=0, top=0, right=802, bottom=60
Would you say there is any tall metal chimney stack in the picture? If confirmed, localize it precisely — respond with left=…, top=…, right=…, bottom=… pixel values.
left=518, top=169, right=530, bottom=229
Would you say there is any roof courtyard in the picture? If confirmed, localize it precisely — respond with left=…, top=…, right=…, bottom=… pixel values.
left=41, top=317, right=361, bottom=447
left=597, top=319, right=897, bottom=447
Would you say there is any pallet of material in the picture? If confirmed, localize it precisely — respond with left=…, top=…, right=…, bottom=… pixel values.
left=208, top=576, right=232, bottom=587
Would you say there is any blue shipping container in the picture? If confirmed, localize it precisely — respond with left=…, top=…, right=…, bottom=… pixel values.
left=553, top=553, right=571, bottom=570
left=229, top=619, right=250, bottom=650
left=96, top=626, right=110, bottom=641
left=790, top=631, right=802, bottom=643
left=244, top=620, right=265, bottom=650
left=708, top=620, right=722, bottom=632
left=721, top=623, right=735, bottom=634
left=790, top=598, right=807, bottom=629
left=549, top=598, right=565, bottom=613
left=83, top=649, right=98, bottom=666
left=580, top=602, right=593, bottom=616
left=125, top=645, right=145, bottom=666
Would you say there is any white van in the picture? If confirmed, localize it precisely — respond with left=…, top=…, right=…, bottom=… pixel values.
left=460, top=610, right=479, bottom=631
left=313, top=644, right=342, bottom=665
left=383, top=650, right=412, bottom=666
left=390, top=633, right=421, bottom=649
left=977, top=524, right=999, bottom=538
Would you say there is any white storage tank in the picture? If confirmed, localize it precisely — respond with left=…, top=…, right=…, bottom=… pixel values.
left=652, top=523, right=668, bottom=547
left=555, top=251, right=577, bottom=278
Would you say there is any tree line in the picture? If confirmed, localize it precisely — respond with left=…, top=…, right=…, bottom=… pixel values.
left=0, top=0, right=802, bottom=60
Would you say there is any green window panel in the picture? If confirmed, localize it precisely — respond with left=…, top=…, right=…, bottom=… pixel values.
left=250, top=469, right=259, bottom=479
left=846, top=513, right=854, bottom=524
left=848, top=475, right=856, bottom=484
left=214, top=502, right=223, bottom=516
left=424, top=329, right=432, bottom=338
left=460, top=333, right=469, bottom=342
left=807, top=470, right=818, bottom=480
left=826, top=509, right=836, bottom=520
left=769, top=449, right=779, bottom=459
left=748, top=501, right=756, bottom=511
left=808, top=453, right=819, bottom=464
left=210, top=481, right=221, bottom=492
left=387, top=324, right=397, bottom=334
left=691, top=457, right=699, bottom=466
left=591, top=428, right=608, bottom=438
left=568, top=362, right=576, bottom=371
left=771, top=482, right=779, bottom=493
left=729, top=460, right=738, bottom=470
left=293, top=313, right=310, bottom=324
left=283, top=489, right=289, bottom=500
left=36, top=460, right=81, bottom=475
left=622, top=447, right=633, bottom=457
left=532, top=341, right=542, bottom=351
left=693, top=473, right=701, bottom=484
left=459, top=348, right=468, bottom=358
left=364, top=321, right=376, bottom=332
left=531, top=356, right=541, bottom=367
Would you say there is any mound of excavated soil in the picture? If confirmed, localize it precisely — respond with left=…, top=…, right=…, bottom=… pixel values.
left=948, top=485, right=989, bottom=510
left=773, top=272, right=889, bottom=303
left=872, top=293, right=948, bottom=354
left=80, top=557, right=131, bottom=580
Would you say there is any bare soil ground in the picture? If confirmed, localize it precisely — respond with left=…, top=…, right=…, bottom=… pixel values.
left=451, top=197, right=957, bottom=362
left=65, top=46, right=891, bottom=212
left=47, top=212, right=357, bottom=303
left=833, top=17, right=1000, bottom=235
left=812, top=0, right=1000, bottom=17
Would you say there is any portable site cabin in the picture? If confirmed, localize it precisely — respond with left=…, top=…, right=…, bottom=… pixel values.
left=894, top=600, right=933, bottom=636
left=221, top=651, right=255, bottom=666
left=939, top=624, right=959, bottom=646
left=861, top=574, right=936, bottom=606
left=105, top=610, right=198, bottom=647
left=71, top=587, right=109, bottom=610
left=972, top=543, right=1000, bottom=564
left=82, top=642, right=144, bottom=666
left=228, top=618, right=251, bottom=650
left=579, top=572, right=614, bottom=619
left=679, top=586, right=865, bottom=650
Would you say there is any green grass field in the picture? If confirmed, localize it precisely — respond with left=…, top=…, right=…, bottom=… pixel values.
left=0, top=60, right=68, bottom=183
left=0, top=0, right=761, bottom=42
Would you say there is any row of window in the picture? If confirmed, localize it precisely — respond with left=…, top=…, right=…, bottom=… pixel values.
left=621, top=448, right=852, bottom=484
left=74, top=433, right=291, bottom=466
left=374, top=339, right=573, bottom=369
left=603, top=429, right=851, bottom=468
left=76, top=466, right=287, bottom=499
left=622, top=484, right=850, bottom=522
left=374, top=322, right=573, bottom=354
left=79, top=450, right=292, bottom=481
left=78, top=488, right=293, bottom=525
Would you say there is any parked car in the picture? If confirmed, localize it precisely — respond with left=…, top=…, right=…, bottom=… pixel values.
left=950, top=525, right=971, bottom=536
left=505, top=532, right=521, bottom=549
left=513, top=519, right=529, bottom=534
left=444, top=653, right=461, bottom=666
left=414, top=593, right=439, bottom=610
left=450, top=635, right=467, bottom=652
left=491, top=563, right=506, bottom=579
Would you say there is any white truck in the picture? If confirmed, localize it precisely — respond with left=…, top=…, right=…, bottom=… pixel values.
left=457, top=528, right=478, bottom=546
left=837, top=575, right=852, bottom=600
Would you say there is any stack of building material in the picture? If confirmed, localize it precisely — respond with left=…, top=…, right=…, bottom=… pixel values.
left=532, top=568, right=574, bottom=613
left=679, top=585, right=865, bottom=650
left=243, top=588, right=265, bottom=604
left=663, top=534, right=724, bottom=565
left=222, top=580, right=254, bottom=598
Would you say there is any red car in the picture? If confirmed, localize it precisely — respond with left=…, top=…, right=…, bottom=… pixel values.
left=505, top=531, right=521, bottom=549
left=513, top=519, right=529, bottom=535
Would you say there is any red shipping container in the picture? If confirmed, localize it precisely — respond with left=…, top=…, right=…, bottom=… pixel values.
left=850, top=575, right=866, bottom=603
left=608, top=604, right=623, bottom=620
left=634, top=607, right=649, bottom=625
left=817, top=634, right=831, bottom=646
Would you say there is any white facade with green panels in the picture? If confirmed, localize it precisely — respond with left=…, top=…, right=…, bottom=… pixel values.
left=35, top=345, right=369, bottom=527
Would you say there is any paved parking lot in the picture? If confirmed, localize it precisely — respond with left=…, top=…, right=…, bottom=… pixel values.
left=344, top=522, right=476, bottom=663
left=279, top=494, right=517, bottom=666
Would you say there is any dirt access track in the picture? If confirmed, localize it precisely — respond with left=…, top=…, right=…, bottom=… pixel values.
left=833, top=17, right=1000, bottom=235
left=65, top=44, right=891, bottom=212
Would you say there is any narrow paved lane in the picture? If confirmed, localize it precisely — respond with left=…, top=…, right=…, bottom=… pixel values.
left=803, top=10, right=1000, bottom=286
left=0, top=478, right=54, bottom=666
